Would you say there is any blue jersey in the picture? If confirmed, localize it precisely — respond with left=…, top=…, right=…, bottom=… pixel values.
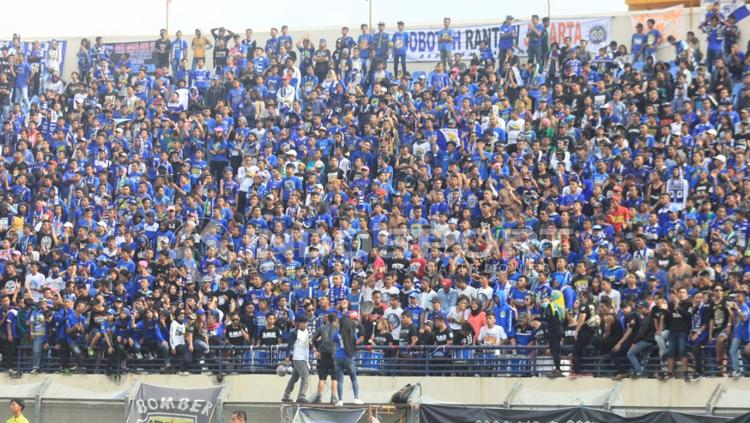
left=733, top=303, right=750, bottom=341
left=631, top=33, right=646, bottom=53
left=437, top=28, right=456, bottom=51
left=499, top=23, right=515, bottom=49
left=357, top=34, right=373, bottom=58
left=172, top=39, right=188, bottom=61
left=391, top=32, right=408, bottom=55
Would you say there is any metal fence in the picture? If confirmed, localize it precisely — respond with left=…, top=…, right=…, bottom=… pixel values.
left=7, top=343, right=744, bottom=378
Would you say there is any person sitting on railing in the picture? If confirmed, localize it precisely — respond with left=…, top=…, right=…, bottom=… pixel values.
left=592, top=296, right=626, bottom=380
left=624, top=300, right=657, bottom=379
left=64, top=299, right=88, bottom=372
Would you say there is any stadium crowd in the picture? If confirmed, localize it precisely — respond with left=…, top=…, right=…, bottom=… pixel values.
left=0, top=2, right=749, bottom=382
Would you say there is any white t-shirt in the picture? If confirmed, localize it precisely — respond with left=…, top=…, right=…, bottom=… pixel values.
left=478, top=325, right=507, bottom=345
left=25, top=272, right=46, bottom=301
left=292, top=328, right=310, bottom=361
left=447, top=306, right=470, bottom=331
left=384, top=306, right=403, bottom=339
left=170, top=320, right=186, bottom=347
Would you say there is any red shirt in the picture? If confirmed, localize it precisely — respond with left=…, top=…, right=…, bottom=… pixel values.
left=607, top=205, right=631, bottom=233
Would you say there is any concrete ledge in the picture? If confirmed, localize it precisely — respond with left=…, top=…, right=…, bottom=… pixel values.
left=0, top=373, right=748, bottom=411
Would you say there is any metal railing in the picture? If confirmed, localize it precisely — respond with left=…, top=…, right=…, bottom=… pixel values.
left=6, top=343, right=746, bottom=378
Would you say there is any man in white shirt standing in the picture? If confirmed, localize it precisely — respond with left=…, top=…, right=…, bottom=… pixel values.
left=282, top=317, right=311, bottom=403
left=24, top=262, right=46, bottom=302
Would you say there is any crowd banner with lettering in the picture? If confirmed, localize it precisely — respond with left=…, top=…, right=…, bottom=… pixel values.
left=419, top=404, right=750, bottom=423
left=516, top=17, right=612, bottom=53
left=404, top=17, right=611, bottom=62
left=126, top=383, right=222, bottom=423
left=105, top=40, right=158, bottom=73
left=419, top=405, right=740, bottom=423
left=0, top=39, right=68, bottom=75
left=630, top=5, right=685, bottom=48
left=701, top=0, right=734, bottom=17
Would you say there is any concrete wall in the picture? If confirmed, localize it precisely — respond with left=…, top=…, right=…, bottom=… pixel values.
left=2, top=373, right=749, bottom=412
left=46, top=7, right=750, bottom=81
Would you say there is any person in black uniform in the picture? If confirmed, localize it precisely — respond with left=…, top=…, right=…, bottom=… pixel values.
left=571, top=290, right=597, bottom=378
left=541, top=295, right=564, bottom=378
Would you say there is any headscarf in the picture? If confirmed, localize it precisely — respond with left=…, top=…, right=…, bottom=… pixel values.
left=549, top=290, right=566, bottom=322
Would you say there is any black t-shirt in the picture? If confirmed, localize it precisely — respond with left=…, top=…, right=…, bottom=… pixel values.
left=398, top=323, right=418, bottom=346
left=577, top=300, right=596, bottom=333
left=154, top=38, right=171, bottom=66
left=434, top=327, right=454, bottom=345
left=633, top=311, right=655, bottom=342
left=225, top=323, right=249, bottom=346
left=419, top=331, right=436, bottom=346
left=213, top=47, right=229, bottom=67
left=708, top=301, right=730, bottom=333
left=88, top=310, right=108, bottom=332
left=370, top=330, right=394, bottom=346
left=668, top=301, right=692, bottom=332
left=258, top=326, right=282, bottom=346
left=0, top=81, right=10, bottom=105
left=572, top=275, right=591, bottom=292
left=651, top=306, right=669, bottom=332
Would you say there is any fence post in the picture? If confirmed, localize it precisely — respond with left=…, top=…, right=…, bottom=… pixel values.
left=125, top=380, right=142, bottom=421
left=34, top=377, right=51, bottom=423
left=502, top=380, right=521, bottom=409
left=214, top=383, right=230, bottom=423
left=705, top=382, right=725, bottom=415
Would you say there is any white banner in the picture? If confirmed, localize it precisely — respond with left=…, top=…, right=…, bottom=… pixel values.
left=630, top=5, right=685, bottom=48
left=403, top=17, right=611, bottom=62
left=516, top=17, right=612, bottom=54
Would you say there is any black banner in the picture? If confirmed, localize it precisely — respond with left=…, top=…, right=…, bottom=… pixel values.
left=419, top=405, right=745, bottom=423
left=105, top=41, right=158, bottom=73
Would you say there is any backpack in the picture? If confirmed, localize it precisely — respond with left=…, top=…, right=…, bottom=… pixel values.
left=390, top=383, right=421, bottom=404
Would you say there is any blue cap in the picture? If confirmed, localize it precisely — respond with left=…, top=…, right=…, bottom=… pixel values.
left=409, top=291, right=420, bottom=298
left=64, top=294, right=76, bottom=302
left=195, top=308, right=206, bottom=315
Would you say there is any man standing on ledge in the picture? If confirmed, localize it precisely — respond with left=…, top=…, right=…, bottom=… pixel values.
left=334, top=311, right=364, bottom=406
left=6, top=399, right=28, bottom=423
left=282, top=316, right=310, bottom=403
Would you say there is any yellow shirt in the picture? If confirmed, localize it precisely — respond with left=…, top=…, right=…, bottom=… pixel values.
left=7, top=415, right=30, bottom=423
left=192, top=36, right=210, bottom=59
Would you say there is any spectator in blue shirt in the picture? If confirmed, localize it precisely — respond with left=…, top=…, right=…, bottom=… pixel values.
left=391, top=21, right=409, bottom=77
left=436, top=17, right=456, bottom=69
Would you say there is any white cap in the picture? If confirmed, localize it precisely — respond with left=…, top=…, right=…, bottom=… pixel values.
left=715, top=154, right=727, bottom=163
left=287, top=149, right=297, bottom=156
